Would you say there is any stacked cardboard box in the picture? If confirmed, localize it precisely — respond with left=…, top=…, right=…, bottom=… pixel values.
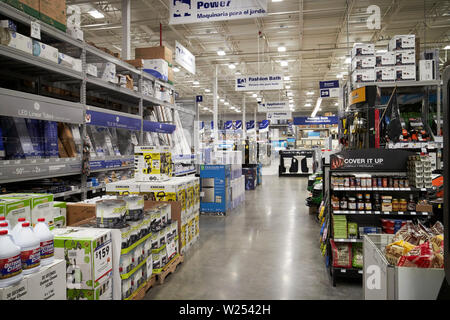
left=134, top=46, right=173, bottom=83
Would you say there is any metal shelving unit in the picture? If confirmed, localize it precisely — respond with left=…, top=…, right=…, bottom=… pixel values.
left=0, top=3, right=197, bottom=199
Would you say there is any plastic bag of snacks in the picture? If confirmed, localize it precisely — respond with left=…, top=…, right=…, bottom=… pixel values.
left=330, top=240, right=352, bottom=268
left=385, top=240, right=415, bottom=265
left=352, top=243, right=363, bottom=269
left=397, top=242, right=435, bottom=268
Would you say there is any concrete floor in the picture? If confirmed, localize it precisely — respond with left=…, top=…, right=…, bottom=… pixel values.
left=145, top=175, right=362, bottom=300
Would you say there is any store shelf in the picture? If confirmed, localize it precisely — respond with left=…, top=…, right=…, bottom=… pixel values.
left=0, top=45, right=83, bottom=80
left=86, top=76, right=141, bottom=102
left=386, top=141, right=443, bottom=149
left=333, top=238, right=363, bottom=243
left=333, top=210, right=431, bottom=216
left=354, top=80, right=441, bottom=89
left=331, top=187, right=432, bottom=192
left=85, top=43, right=140, bottom=75
left=0, top=2, right=83, bottom=48
left=86, top=184, right=106, bottom=193
left=52, top=189, right=82, bottom=198
left=0, top=87, right=84, bottom=124
left=333, top=267, right=363, bottom=275
left=0, top=157, right=82, bottom=184
left=174, top=169, right=197, bottom=177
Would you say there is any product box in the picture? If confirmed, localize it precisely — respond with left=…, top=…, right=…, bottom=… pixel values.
left=0, top=19, right=16, bottom=31
left=419, top=60, right=436, bottom=81
left=389, top=34, right=415, bottom=51
left=396, top=65, right=416, bottom=81
left=142, top=59, right=169, bottom=82
left=351, top=55, right=376, bottom=70
left=87, top=64, right=98, bottom=77
left=53, top=227, right=113, bottom=299
left=39, top=0, right=67, bottom=32
left=351, top=43, right=375, bottom=58
left=67, top=27, right=84, bottom=41
left=26, top=259, right=66, bottom=300
left=0, top=197, right=31, bottom=228
left=2, top=193, right=53, bottom=225
left=52, top=201, right=67, bottom=229
left=105, top=179, right=140, bottom=195
left=395, top=50, right=416, bottom=65
left=351, top=69, right=375, bottom=83
left=135, top=46, right=173, bottom=64
left=66, top=5, right=81, bottom=29
left=140, top=180, right=187, bottom=218
left=0, top=276, right=28, bottom=300
left=375, top=67, right=396, bottom=82
left=134, top=146, right=172, bottom=182
left=168, top=66, right=174, bottom=83
left=66, top=203, right=96, bottom=226
left=199, top=165, right=232, bottom=213
left=94, top=62, right=117, bottom=83
left=32, top=40, right=59, bottom=63
left=0, top=29, right=32, bottom=54
left=375, top=51, right=396, bottom=66
left=58, top=52, right=80, bottom=70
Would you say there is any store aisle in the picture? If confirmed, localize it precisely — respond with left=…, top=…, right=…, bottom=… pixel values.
left=145, top=176, right=362, bottom=300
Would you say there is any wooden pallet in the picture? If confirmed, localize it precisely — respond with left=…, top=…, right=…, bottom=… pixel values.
left=155, top=254, right=184, bottom=285
left=129, top=275, right=157, bottom=300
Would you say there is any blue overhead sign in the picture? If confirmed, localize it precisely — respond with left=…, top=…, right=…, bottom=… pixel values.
left=320, top=80, right=340, bottom=98
left=143, top=120, right=176, bottom=134
left=293, top=116, right=339, bottom=126
left=224, top=121, right=233, bottom=130
left=246, top=120, right=255, bottom=130
left=196, top=95, right=203, bottom=102
left=85, top=110, right=141, bottom=131
left=234, top=120, right=242, bottom=130
left=259, top=120, right=270, bottom=130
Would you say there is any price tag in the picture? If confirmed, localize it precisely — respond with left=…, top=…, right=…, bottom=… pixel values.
left=351, top=239, right=356, bottom=243
left=200, top=192, right=205, bottom=197
left=358, top=270, right=363, bottom=274
left=367, top=188, right=372, bottom=191
left=398, top=212, right=404, bottom=215
left=423, top=212, right=428, bottom=216
left=31, top=21, right=41, bottom=40
left=388, top=188, right=394, bottom=191
left=394, top=188, right=400, bottom=191
left=384, top=212, right=390, bottom=215
left=375, top=211, right=381, bottom=215
left=44, top=159, right=50, bottom=163
left=340, top=269, right=346, bottom=273
left=410, top=212, right=416, bottom=215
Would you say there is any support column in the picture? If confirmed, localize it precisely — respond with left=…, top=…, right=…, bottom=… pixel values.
left=213, top=65, right=219, bottom=151
left=122, top=0, right=131, bottom=60
left=254, top=108, right=257, bottom=140
left=242, top=95, right=246, bottom=140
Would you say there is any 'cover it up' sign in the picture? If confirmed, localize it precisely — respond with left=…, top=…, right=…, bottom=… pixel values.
left=258, top=101, right=289, bottom=112
left=169, top=0, right=268, bottom=25
left=236, top=74, right=283, bottom=91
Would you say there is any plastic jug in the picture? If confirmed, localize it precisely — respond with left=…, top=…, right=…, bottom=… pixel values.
left=0, top=230, right=23, bottom=288
left=33, top=218, right=54, bottom=266
left=15, top=222, right=41, bottom=275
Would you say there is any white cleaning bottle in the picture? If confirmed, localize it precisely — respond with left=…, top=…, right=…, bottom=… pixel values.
left=15, top=222, right=41, bottom=274
left=33, top=218, right=54, bottom=266
left=11, top=218, right=27, bottom=242
left=0, top=230, right=23, bottom=288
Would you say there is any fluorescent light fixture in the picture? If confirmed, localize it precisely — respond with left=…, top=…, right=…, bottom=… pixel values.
left=203, top=107, right=208, bottom=110
left=376, top=49, right=388, bottom=54
left=230, top=106, right=235, bottom=109
left=204, top=88, right=211, bottom=93
left=228, top=64, right=236, bottom=69
left=193, top=80, right=199, bottom=85
left=311, top=97, right=322, bottom=117
left=252, top=93, right=258, bottom=98
left=304, top=103, right=312, bottom=107
left=335, top=102, right=339, bottom=106
left=306, top=91, right=314, bottom=95
left=284, top=76, right=290, bottom=81
left=444, top=45, right=450, bottom=50
left=217, top=50, right=226, bottom=56
left=273, top=0, right=283, bottom=2
left=336, top=74, right=343, bottom=79
left=289, top=104, right=294, bottom=108
left=224, top=102, right=229, bottom=105
left=236, top=110, right=241, bottom=113
left=280, top=61, right=288, bottom=67
left=344, top=57, right=351, bottom=64
left=173, top=67, right=180, bottom=72
left=256, top=98, right=262, bottom=102
left=287, top=92, right=293, bottom=96
left=220, top=99, right=225, bottom=102
left=235, top=71, right=241, bottom=75
left=88, top=9, right=104, bottom=19
left=285, top=85, right=291, bottom=89
left=278, top=46, right=286, bottom=52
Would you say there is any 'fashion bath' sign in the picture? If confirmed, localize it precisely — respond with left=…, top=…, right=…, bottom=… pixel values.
left=235, top=74, right=283, bottom=91
left=169, top=0, right=268, bottom=25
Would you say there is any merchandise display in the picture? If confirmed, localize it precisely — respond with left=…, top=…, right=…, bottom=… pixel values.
left=0, top=0, right=448, bottom=304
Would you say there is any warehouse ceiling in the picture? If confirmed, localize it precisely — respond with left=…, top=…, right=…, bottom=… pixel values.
left=66, top=0, right=450, bottom=116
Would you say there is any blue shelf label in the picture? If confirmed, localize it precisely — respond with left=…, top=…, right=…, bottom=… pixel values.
left=143, top=120, right=176, bottom=134
left=86, top=110, right=141, bottom=131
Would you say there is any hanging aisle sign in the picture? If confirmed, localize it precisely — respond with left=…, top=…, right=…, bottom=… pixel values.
left=234, top=120, right=242, bottom=130
left=224, top=120, right=233, bottom=130
left=169, top=0, right=268, bottom=25
left=175, top=41, right=196, bottom=74
left=259, top=120, right=270, bottom=132
left=293, top=116, right=339, bottom=126
left=258, top=101, right=289, bottom=112
left=235, top=74, right=283, bottom=91
left=246, top=120, right=255, bottom=131
left=267, top=111, right=291, bottom=121
left=320, top=80, right=340, bottom=98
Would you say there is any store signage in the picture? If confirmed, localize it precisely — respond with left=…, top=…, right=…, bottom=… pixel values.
left=366, top=5, right=381, bottom=30
left=175, top=41, right=196, bottom=74
left=211, top=121, right=214, bottom=130
left=196, top=95, right=203, bottom=102
left=143, top=120, right=176, bottom=134
left=257, top=101, right=289, bottom=112
left=293, top=116, right=338, bottom=126
left=259, top=120, right=270, bottom=131
left=320, top=80, right=339, bottom=98
left=85, top=110, right=141, bottom=131
left=349, top=87, right=366, bottom=105
left=267, top=111, right=291, bottom=120
left=234, top=120, right=242, bottom=130
left=235, top=74, right=283, bottom=91
left=224, top=120, right=233, bottom=130
left=246, top=120, right=255, bottom=131
left=330, top=149, right=414, bottom=172
left=169, top=0, right=268, bottom=25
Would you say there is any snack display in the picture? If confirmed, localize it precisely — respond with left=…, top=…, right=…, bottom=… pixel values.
left=330, top=240, right=352, bottom=268
left=384, top=221, right=444, bottom=268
